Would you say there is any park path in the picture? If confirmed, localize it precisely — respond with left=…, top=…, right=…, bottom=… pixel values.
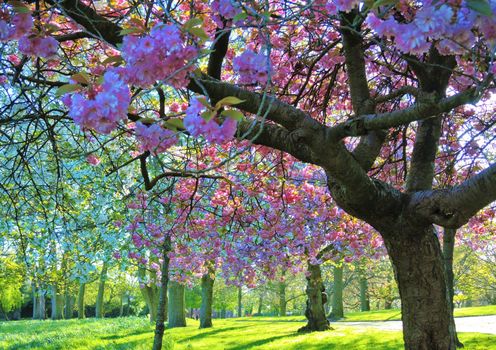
left=333, top=315, right=496, bottom=335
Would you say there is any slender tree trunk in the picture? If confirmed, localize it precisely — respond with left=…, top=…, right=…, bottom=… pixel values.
left=152, top=246, right=170, bottom=350
left=33, top=288, right=39, bottom=320
left=359, top=276, right=370, bottom=312
left=38, top=288, right=46, bottom=320
left=329, top=265, right=344, bottom=320
left=384, top=225, right=456, bottom=350
left=443, top=228, right=464, bottom=348
left=124, top=293, right=130, bottom=316
left=199, top=273, right=214, bottom=328
left=257, top=293, right=263, bottom=315
left=298, top=263, right=330, bottom=332
left=279, top=281, right=287, bottom=316
left=95, top=263, right=108, bottom=318
left=77, top=282, right=85, bottom=319
left=237, top=286, right=242, bottom=317
left=168, top=281, right=186, bottom=328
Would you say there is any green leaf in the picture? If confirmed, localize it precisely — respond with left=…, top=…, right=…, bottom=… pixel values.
left=71, top=72, right=91, bottom=85
left=371, top=0, right=398, bottom=9
left=233, top=12, right=248, bottom=22
left=189, top=27, right=209, bottom=41
left=164, top=118, right=184, bottom=130
left=102, top=55, right=124, bottom=66
left=120, top=27, right=143, bottom=35
left=56, top=84, right=82, bottom=96
left=183, top=18, right=203, bottom=30
left=215, top=96, right=245, bottom=109
left=466, top=0, right=493, bottom=16
left=221, top=109, right=244, bottom=121
left=201, top=110, right=216, bottom=121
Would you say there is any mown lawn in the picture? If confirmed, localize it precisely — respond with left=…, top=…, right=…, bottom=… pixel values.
left=343, top=304, right=496, bottom=322
left=0, top=315, right=495, bottom=350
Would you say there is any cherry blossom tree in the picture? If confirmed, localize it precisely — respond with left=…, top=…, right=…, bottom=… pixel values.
left=2, top=1, right=496, bottom=349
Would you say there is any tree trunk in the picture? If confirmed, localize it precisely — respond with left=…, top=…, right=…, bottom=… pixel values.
left=152, top=246, right=170, bottom=350
left=51, top=285, right=64, bottom=320
left=12, top=307, right=20, bottom=320
left=443, top=228, right=464, bottom=348
left=32, top=288, right=39, bottom=320
left=298, top=263, right=330, bottom=332
left=279, top=281, right=287, bottom=316
left=124, top=293, right=130, bottom=316
left=359, top=276, right=370, bottom=312
left=199, top=273, right=214, bottom=328
left=168, top=281, right=186, bottom=328
left=77, top=282, right=85, bottom=319
left=384, top=225, right=456, bottom=350
left=141, top=285, right=159, bottom=322
left=37, top=288, right=46, bottom=320
left=237, top=286, right=242, bottom=317
left=64, top=289, right=74, bottom=319
left=329, top=265, right=344, bottom=320
left=257, top=293, right=263, bottom=315
left=95, top=263, right=108, bottom=318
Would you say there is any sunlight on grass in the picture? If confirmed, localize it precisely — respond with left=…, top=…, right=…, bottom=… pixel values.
left=0, top=315, right=495, bottom=349
left=343, top=304, right=496, bottom=322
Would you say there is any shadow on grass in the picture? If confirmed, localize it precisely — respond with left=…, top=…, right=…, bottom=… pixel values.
left=174, top=325, right=252, bottom=343
left=231, top=318, right=306, bottom=323
left=100, top=327, right=151, bottom=340
left=228, top=333, right=301, bottom=350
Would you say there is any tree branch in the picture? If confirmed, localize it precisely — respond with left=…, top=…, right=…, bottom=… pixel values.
left=329, top=88, right=477, bottom=140
left=409, top=163, right=496, bottom=228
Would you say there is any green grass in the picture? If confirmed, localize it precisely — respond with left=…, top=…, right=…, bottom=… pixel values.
left=343, top=304, right=496, bottom=322
left=0, top=315, right=495, bottom=350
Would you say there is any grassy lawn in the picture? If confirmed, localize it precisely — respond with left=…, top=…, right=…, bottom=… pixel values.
left=0, top=316, right=495, bottom=350
left=343, top=304, right=496, bottom=322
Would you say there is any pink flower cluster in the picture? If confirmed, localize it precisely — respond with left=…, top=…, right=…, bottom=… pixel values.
left=65, top=69, right=131, bottom=134
left=233, top=50, right=270, bottom=85
left=366, top=2, right=496, bottom=55
left=121, top=24, right=198, bottom=88
left=135, top=121, right=177, bottom=154
left=184, top=97, right=238, bottom=143
left=211, top=0, right=240, bottom=19
left=18, top=35, right=58, bottom=58
left=325, top=0, right=360, bottom=14
left=0, top=12, right=32, bottom=41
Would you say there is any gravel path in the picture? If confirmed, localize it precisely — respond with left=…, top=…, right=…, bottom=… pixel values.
left=333, top=315, right=496, bottom=334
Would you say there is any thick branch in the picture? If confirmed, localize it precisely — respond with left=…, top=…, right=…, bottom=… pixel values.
left=409, top=163, right=496, bottom=228
left=330, top=88, right=477, bottom=139
left=188, top=77, right=321, bottom=132
left=44, top=0, right=123, bottom=45
left=207, top=28, right=231, bottom=80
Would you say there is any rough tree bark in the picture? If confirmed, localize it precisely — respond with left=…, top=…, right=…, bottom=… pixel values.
left=168, top=281, right=186, bottom=328
left=151, top=242, right=170, bottom=350
left=443, top=228, right=464, bottom=348
left=298, top=263, right=330, bottom=332
left=77, top=282, right=85, bottom=319
left=199, top=271, right=215, bottom=328
left=328, top=265, right=344, bottom=320
left=95, top=263, right=108, bottom=318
